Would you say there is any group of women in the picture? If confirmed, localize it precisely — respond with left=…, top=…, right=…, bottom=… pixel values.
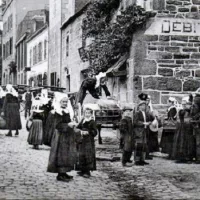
left=160, top=94, right=200, bottom=163
left=26, top=90, right=97, bottom=181
left=2, top=83, right=200, bottom=182
left=0, top=85, right=97, bottom=182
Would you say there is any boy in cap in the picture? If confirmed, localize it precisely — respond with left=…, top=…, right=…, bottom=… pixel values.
left=133, top=101, right=154, bottom=165
left=119, top=105, right=134, bottom=167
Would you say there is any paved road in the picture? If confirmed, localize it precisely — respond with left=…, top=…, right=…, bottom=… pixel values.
left=0, top=116, right=128, bottom=200
left=97, top=137, right=200, bottom=200
left=1, top=116, right=200, bottom=200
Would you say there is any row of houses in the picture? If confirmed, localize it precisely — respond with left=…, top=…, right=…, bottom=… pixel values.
left=2, top=0, right=200, bottom=108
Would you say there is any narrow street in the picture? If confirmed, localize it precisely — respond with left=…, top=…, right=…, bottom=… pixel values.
left=0, top=116, right=200, bottom=199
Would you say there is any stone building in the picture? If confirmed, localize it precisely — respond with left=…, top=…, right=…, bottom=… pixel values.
left=2, top=0, right=49, bottom=85
left=61, top=3, right=90, bottom=93
left=60, top=0, right=153, bottom=104
left=59, top=0, right=200, bottom=108
left=16, top=9, right=49, bottom=85
left=48, top=0, right=90, bottom=87
left=26, top=18, right=48, bottom=87
left=129, top=0, right=200, bottom=108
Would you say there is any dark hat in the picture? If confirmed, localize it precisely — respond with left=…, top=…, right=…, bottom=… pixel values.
left=138, top=93, right=148, bottom=101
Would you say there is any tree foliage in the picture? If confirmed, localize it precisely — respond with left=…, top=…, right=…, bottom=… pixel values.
left=82, top=0, right=151, bottom=74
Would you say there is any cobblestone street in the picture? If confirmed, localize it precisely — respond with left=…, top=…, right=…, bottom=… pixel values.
left=97, top=133, right=200, bottom=200
left=1, top=116, right=200, bottom=200
left=0, top=116, right=128, bottom=200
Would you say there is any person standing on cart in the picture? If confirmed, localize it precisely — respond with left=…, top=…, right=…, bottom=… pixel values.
left=24, top=87, right=33, bottom=118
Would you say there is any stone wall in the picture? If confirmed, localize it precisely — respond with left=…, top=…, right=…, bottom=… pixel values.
left=132, top=0, right=200, bottom=105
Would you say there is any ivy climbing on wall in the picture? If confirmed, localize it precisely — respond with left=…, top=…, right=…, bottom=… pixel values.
left=82, top=0, right=153, bottom=74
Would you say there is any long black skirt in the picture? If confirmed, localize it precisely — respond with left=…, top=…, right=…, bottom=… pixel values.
left=5, top=103, right=22, bottom=130
left=27, top=120, right=43, bottom=145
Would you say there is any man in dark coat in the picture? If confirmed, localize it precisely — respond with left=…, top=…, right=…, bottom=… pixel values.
left=24, top=87, right=32, bottom=118
left=119, top=105, right=134, bottom=167
left=133, top=101, right=154, bottom=166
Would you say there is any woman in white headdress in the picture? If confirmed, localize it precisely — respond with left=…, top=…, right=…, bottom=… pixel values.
left=43, top=92, right=73, bottom=146
left=27, top=99, right=44, bottom=149
left=47, top=92, right=81, bottom=182
left=1, top=84, right=22, bottom=136
left=160, top=97, right=178, bottom=157
left=172, top=96, right=195, bottom=162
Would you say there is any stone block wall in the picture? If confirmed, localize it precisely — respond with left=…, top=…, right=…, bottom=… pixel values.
left=132, top=0, right=200, bottom=105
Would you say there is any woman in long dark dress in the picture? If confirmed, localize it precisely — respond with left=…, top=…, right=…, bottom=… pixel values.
left=43, top=92, right=65, bottom=146
left=47, top=93, right=81, bottom=182
left=43, top=111, right=57, bottom=146
left=27, top=104, right=44, bottom=150
left=172, top=97, right=195, bottom=162
left=76, top=108, right=97, bottom=178
left=1, top=84, right=22, bottom=136
left=160, top=97, right=178, bottom=156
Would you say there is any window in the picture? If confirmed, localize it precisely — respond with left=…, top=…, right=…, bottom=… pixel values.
left=43, top=73, right=47, bottom=86
left=17, top=46, right=20, bottom=70
left=51, top=72, right=57, bottom=86
left=9, top=37, right=13, bottom=55
left=66, top=75, right=70, bottom=92
left=44, top=40, right=47, bottom=60
left=29, top=49, right=32, bottom=66
left=33, top=46, right=36, bottom=65
left=21, top=43, right=23, bottom=70
left=36, top=45, right=38, bottom=64
left=24, top=73, right=27, bottom=85
left=6, top=41, right=9, bottom=58
left=38, top=74, right=42, bottom=86
left=66, top=35, right=69, bottom=57
left=38, top=42, right=42, bottom=62
left=33, top=45, right=38, bottom=65
left=24, top=42, right=27, bottom=67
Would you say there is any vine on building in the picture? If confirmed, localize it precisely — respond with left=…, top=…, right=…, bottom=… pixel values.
left=82, top=0, right=153, bottom=74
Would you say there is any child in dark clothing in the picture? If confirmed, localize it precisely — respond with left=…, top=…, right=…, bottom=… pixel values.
left=76, top=108, right=97, bottom=178
left=119, top=105, right=134, bottom=167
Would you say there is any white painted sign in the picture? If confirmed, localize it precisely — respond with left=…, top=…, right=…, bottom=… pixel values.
left=145, top=18, right=200, bottom=36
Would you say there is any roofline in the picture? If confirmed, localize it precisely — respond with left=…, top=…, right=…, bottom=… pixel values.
left=26, top=23, right=48, bottom=43
left=61, top=3, right=90, bottom=30
left=2, top=0, right=13, bottom=16
left=16, top=32, right=28, bottom=46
